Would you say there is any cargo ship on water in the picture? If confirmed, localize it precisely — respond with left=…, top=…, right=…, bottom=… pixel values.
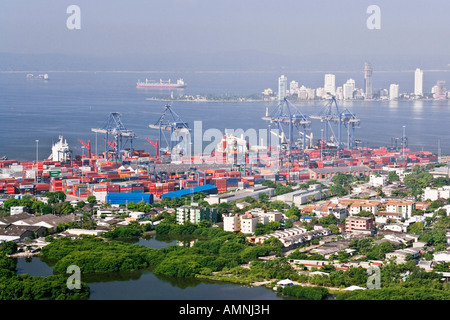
left=136, top=77, right=186, bottom=89
left=26, top=73, right=49, bottom=80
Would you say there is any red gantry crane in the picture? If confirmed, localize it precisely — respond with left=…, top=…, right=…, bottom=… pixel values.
left=78, top=139, right=92, bottom=158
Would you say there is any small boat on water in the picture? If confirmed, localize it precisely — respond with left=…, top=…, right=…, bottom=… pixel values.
left=26, top=73, right=49, bottom=80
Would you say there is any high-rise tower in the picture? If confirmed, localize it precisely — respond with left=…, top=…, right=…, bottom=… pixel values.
left=278, top=75, right=287, bottom=101
left=389, top=84, right=399, bottom=100
left=414, top=68, right=423, bottom=96
left=324, top=74, right=336, bottom=96
left=364, top=62, right=373, bottom=100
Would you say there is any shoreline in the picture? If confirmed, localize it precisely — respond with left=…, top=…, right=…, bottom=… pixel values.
left=145, top=98, right=266, bottom=103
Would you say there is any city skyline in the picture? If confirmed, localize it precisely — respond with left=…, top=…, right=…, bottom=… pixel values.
left=265, top=64, right=449, bottom=101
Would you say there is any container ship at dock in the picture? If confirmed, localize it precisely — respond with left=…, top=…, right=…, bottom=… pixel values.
left=136, top=78, right=186, bottom=89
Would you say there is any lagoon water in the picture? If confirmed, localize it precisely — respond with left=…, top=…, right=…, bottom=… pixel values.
left=15, top=236, right=287, bottom=300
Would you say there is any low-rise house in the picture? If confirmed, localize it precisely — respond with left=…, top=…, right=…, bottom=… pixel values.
left=412, top=241, right=427, bottom=249
left=0, top=212, right=34, bottom=226
left=252, top=227, right=330, bottom=248
left=343, top=286, right=366, bottom=291
left=0, top=224, right=47, bottom=242
left=383, top=223, right=407, bottom=233
left=64, top=229, right=105, bottom=237
left=370, top=174, right=387, bottom=187
left=377, top=232, right=419, bottom=246
left=276, top=279, right=294, bottom=288
left=417, top=260, right=434, bottom=272
left=328, top=206, right=348, bottom=221
left=310, top=239, right=353, bottom=259
left=10, top=206, right=28, bottom=215
left=442, top=205, right=450, bottom=216
left=12, top=214, right=80, bottom=232
left=415, top=202, right=430, bottom=211
left=423, top=186, right=450, bottom=201
left=236, top=202, right=251, bottom=209
left=433, top=251, right=450, bottom=263
left=126, top=211, right=147, bottom=221
left=374, top=212, right=403, bottom=224
left=385, top=248, right=421, bottom=264
left=405, top=215, right=426, bottom=225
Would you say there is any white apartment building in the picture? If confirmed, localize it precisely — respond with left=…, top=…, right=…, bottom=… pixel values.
left=223, top=214, right=241, bottom=232
left=414, top=68, right=423, bottom=96
left=298, top=85, right=308, bottom=100
left=384, top=200, right=416, bottom=219
left=348, top=200, right=380, bottom=215
left=423, top=186, right=450, bottom=201
left=223, top=210, right=281, bottom=234
left=289, top=80, right=299, bottom=96
left=370, top=174, right=387, bottom=187
left=343, top=79, right=356, bottom=100
left=240, top=214, right=258, bottom=234
left=389, top=84, right=399, bottom=100
left=278, top=75, right=287, bottom=101
left=324, top=74, right=336, bottom=96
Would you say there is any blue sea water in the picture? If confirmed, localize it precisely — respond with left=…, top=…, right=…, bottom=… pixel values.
left=0, top=70, right=449, bottom=161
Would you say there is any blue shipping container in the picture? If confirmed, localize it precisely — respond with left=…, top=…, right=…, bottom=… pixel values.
left=106, top=192, right=154, bottom=204
left=161, top=184, right=217, bottom=199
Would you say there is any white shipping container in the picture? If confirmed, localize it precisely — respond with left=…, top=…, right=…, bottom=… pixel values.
left=19, top=185, right=34, bottom=189
left=10, top=165, right=24, bottom=172
left=25, top=170, right=36, bottom=179
left=93, top=191, right=107, bottom=202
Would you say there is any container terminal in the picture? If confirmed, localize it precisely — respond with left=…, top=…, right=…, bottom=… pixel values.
left=0, top=98, right=443, bottom=205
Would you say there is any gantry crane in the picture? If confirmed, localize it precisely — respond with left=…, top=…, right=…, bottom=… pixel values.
left=91, top=112, right=136, bottom=161
left=78, top=139, right=91, bottom=158
left=309, top=95, right=360, bottom=155
left=148, top=104, right=191, bottom=160
left=262, top=97, right=311, bottom=160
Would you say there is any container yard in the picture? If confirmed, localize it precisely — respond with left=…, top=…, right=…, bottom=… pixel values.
left=0, top=143, right=440, bottom=203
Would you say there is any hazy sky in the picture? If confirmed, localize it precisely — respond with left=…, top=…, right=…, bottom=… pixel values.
left=1, top=0, right=450, bottom=69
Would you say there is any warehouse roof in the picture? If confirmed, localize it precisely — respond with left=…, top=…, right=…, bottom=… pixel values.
left=309, top=166, right=372, bottom=174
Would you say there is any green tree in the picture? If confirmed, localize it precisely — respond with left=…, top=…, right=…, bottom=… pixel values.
left=53, top=202, right=74, bottom=215
left=87, top=195, right=96, bottom=205
left=408, top=222, right=424, bottom=234
left=76, top=201, right=86, bottom=210
left=285, top=206, right=300, bottom=218
left=262, top=180, right=276, bottom=188
left=388, top=171, right=400, bottom=182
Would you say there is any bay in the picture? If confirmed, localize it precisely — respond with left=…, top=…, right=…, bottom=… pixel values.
left=0, top=71, right=449, bottom=162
